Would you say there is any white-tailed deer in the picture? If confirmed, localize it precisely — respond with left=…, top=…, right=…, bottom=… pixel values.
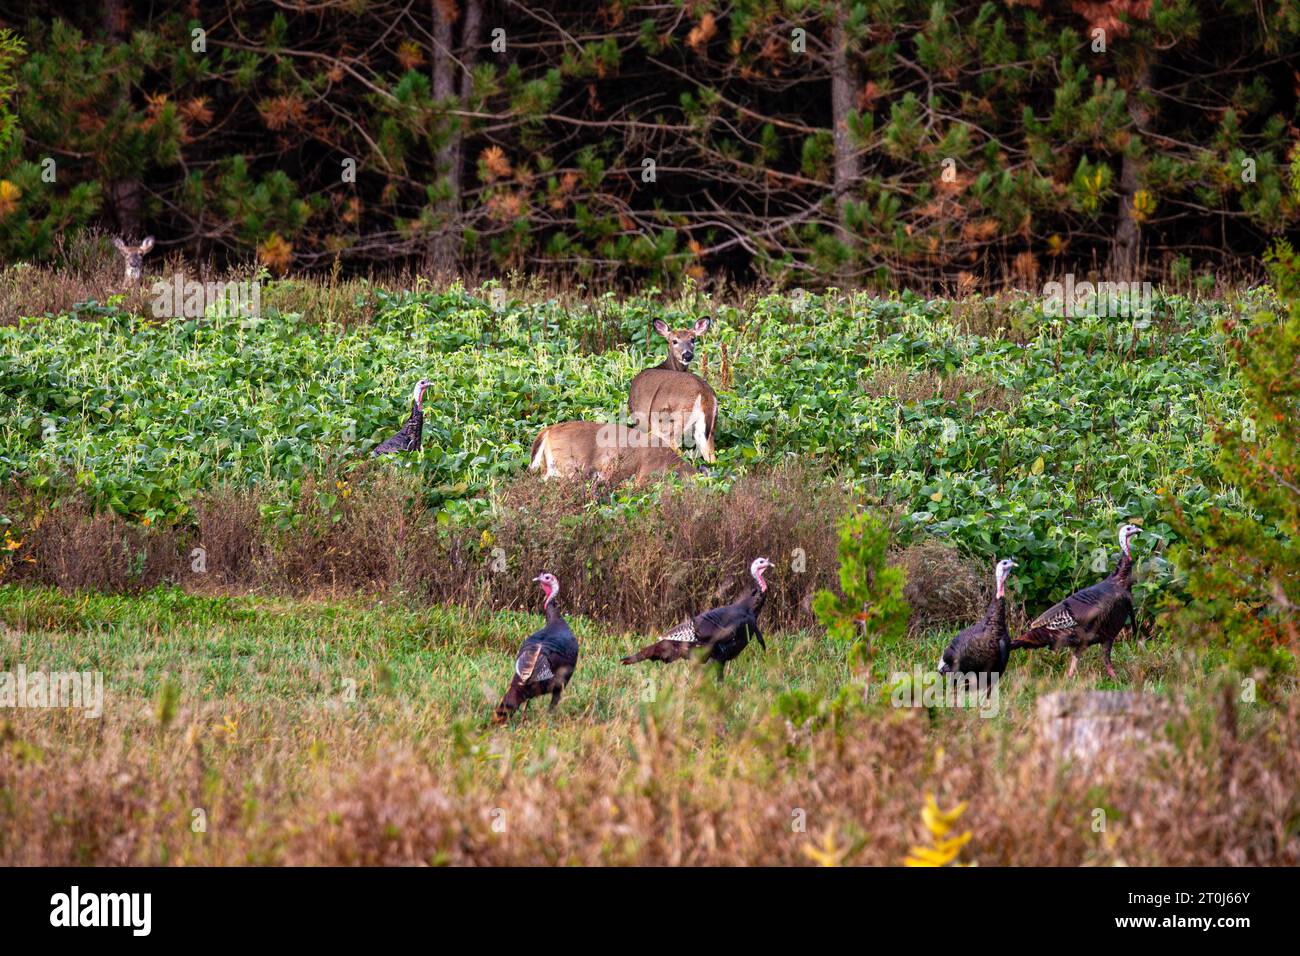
left=529, top=421, right=702, bottom=485
left=627, top=316, right=718, bottom=462
left=112, top=235, right=155, bottom=283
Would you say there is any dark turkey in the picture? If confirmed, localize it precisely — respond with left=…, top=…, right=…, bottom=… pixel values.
left=621, top=557, right=772, bottom=683
left=494, top=573, right=580, bottom=722
left=1011, top=524, right=1141, bottom=679
left=938, top=557, right=1016, bottom=682
left=372, top=379, right=431, bottom=455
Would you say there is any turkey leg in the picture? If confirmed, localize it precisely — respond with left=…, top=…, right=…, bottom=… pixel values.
left=1102, top=641, right=1118, bottom=681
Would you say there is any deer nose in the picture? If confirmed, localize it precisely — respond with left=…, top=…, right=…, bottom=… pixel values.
left=682, top=349, right=694, bottom=362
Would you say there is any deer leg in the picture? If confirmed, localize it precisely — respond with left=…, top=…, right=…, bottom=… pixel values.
left=693, top=410, right=715, bottom=463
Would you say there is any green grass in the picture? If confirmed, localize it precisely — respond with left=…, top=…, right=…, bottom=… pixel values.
left=0, top=583, right=1232, bottom=734
left=1, top=583, right=1291, bottom=866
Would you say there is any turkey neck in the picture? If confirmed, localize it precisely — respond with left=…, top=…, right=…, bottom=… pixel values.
left=1112, top=550, right=1135, bottom=590
left=741, top=583, right=768, bottom=618
left=542, top=599, right=563, bottom=627
left=985, top=592, right=1006, bottom=632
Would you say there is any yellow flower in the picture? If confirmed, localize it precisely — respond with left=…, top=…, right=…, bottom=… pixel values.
left=904, top=830, right=972, bottom=866
left=903, top=793, right=973, bottom=866
left=921, top=792, right=968, bottom=839
left=802, top=825, right=850, bottom=867
left=214, top=713, right=239, bottom=742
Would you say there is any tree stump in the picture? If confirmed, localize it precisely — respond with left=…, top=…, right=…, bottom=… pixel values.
left=1036, top=691, right=1171, bottom=766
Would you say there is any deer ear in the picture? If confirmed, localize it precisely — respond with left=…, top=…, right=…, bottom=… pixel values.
left=693, top=316, right=711, bottom=335
left=139, top=236, right=155, bottom=253
left=652, top=319, right=670, bottom=338
left=112, top=237, right=128, bottom=254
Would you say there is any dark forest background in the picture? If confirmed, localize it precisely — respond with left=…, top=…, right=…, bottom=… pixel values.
left=0, top=1, right=1298, bottom=288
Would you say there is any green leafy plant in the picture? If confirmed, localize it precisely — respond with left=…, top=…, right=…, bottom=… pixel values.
left=1165, top=238, right=1300, bottom=680
left=812, top=511, right=910, bottom=686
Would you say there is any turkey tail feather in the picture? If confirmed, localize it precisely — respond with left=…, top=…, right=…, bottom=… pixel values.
left=621, top=646, right=651, bottom=665
left=493, top=678, right=524, bottom=722
left=1010, top=626, right=1055, bottom=650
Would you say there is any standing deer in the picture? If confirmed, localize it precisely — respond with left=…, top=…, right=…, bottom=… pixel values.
left=112, top=236, right=155, bottom=283
left=627, top=317, right=718, bottom=463
left=529, top=420, right=702, bottom=485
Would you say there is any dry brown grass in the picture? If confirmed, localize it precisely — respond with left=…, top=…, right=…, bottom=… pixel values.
left=944, top=292, right=1040, bottom=342
left=0, top=230, right=388, bottom=327
left=2, top=463, right=862, bottom=633
left=0, top=237, right=156, bottom=323
left=1, top=680, right=1293, bottom=866
left=19, top=498, right=185, bottom=593
left=893, top=538, right=989, bottom=635
left=859, top=364, right=1018, bottom=414
left=1, top=464, right=1035, bottom=638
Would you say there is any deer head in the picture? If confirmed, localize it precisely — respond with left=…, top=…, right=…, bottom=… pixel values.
left=113, top=236, right=155, bottom=283
left=652, top=316, right=710, bottom=372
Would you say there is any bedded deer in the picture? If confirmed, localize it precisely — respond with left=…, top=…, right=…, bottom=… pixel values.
left=113, top=236, right=155, bottom=283
left=529, top=421, right=701, bottom=485
left=627, top=316, right=718, bottom=462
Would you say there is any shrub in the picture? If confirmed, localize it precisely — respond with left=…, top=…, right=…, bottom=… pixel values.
left=1165, top=239, right=1300, bottom=680
left=813, top=511, right=911, bottom=680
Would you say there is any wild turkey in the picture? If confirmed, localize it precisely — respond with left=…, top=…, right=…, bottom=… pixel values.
left=938, top=558, right=1016, bottom=682
left=494, top=573, right=580, bottom=722
left=620, top=557, right=772, bottom=682
left=1011, top=524, right=1141, bottom=679
left=372, top=379, right=431, bottom=455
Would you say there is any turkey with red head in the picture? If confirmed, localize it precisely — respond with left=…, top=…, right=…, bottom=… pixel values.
left=1011, top=524, right=1142, bottom=679
left=620, top=557, right=772, bottom=683
left=493, top=573, right=580, bottom=723
left=372, top=379, right=432, bottom=455
left=938, top=558, right=1017, bottom=682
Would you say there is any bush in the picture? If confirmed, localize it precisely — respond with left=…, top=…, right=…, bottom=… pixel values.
left=1165, top=239, right=1300, bottom=680
left=813, top=511, right=911, bottom=679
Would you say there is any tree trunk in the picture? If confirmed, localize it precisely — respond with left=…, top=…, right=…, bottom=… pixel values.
left=1110, top=56, right=1153, bottom=281
left=829, top=4, right=860, bottom=268
left=103, top=0, right=142, bottom=238
left=428, top=0, right=482, bottom=273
